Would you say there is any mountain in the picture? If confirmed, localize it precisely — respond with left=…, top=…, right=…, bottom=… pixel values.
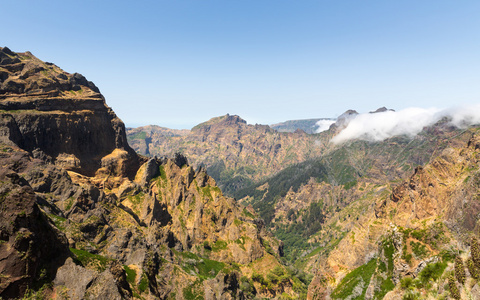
left=306, top=128, right=480, bottom=299
left=127, top=114, right=333, bottom=195
left=128, top=99, right=480, bottom=298
left=270, top=118, right=333, bottom=134
left=233, top=118, right=480, bottom=298
left=4, top=45, right=479, bottom=299
left=0, top=47, right=307, bottom=299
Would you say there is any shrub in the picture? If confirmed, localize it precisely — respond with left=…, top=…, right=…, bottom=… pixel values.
left=239, top=276, right=256, bottom=297
left=454, top=256, right=466, bottom=285
left=467, top=257, right=479, bottom=280
left=471, top=236, right=480, bottom=269
left=400, top=277, right=414, bottom=290
left=417, top=261, right=447, bottom=285
left=448, top=274, right=461, bottom=300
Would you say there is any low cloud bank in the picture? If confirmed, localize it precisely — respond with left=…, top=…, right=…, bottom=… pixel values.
left=331, top=104, right=480, bottom=144
left=315, top=119, right=336, bottom=133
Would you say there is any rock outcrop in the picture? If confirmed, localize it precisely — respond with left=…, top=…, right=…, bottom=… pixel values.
left=0, top=47, right=139, bottom=178
left=0, top=148, right=69, bottom=298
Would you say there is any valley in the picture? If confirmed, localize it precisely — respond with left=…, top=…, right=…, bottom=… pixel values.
left=1, top=46, right=480, bottom=300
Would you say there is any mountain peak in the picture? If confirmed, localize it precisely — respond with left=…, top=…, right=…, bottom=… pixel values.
left=0, top=48, right=139, bottom=178
left=192, top=114, right=247, bottom=131
left=369, top=107, right=395, bottom=113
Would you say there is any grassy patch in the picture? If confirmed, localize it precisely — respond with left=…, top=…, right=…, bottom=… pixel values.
left=242, top=208, right=255, bottom=218
left=138, top=272, right=149, bottom=293
left=177, top=251, right=225, bottom=280
left=123, top=265, right=136, bottom=284
left=331, top=258, right=377, bottom=299
left=211, top=240, right=228, bottom=252
left=131, top=131, right=147, bottom=140
left=65, top=197, right=75, bottom=211
left=183, top=279, right=204, bottom=300
left=48, top=214, right=66, bottom=231
left=70, top=248, right=112, bottom=272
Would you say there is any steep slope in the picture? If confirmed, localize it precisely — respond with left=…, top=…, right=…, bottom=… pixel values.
left=127, top=114, right=331, bottom=195
left=0, top=149, right=69, bottom=298
left=0, top=47, right=139, bottom=179
left=0, top=48, right=304, bottom=299
left=304, top=129, right=480, bottom=299
left=236, top=123, right=468, bottom=227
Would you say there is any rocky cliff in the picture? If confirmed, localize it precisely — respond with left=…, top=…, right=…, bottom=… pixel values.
left=0, top=48, right=304, bottom=299
left=0, top=47, right=139, bottom=178
left=127, top=114, right=332, bottom=195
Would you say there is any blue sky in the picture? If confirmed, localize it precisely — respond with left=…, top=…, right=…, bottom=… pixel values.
left=3, top=0, right=480, bottom=128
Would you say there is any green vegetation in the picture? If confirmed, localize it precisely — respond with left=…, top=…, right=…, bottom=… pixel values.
left=239, top=276, right=256, bottom=298
left=177, top=251, right=225, bottom=280
left=48, top=214, right=66, bottom=230
left=331, top=258, right=377, bottom=299
left=138, top=272, right=149, bottom=292
left=158, top=165, right=167, bottom=181
left=131, top=131, right=147, bottom=140
left=242, top=208, right=255, bottom=218
left=65, top=197, right=75, bottom=211
left=124, top=265, right=136, bottom=284
left=448, top=273, right=461, bottom=300
left=454, top=256, right=466, bottom=285
left=234, top=158, right=330, bottom=224
left=206, top=160, right=254, bottom=196
left=410, top=241, right=428, bottom=259
left=400, top=259, right=448, bottom=297
left=417, top=261, right=447, bottom=287
left=467, top=257, right=479, bottom=280
left=273, top=200, right=326, bottom=260
left=70, top=248, right=112, bottom=272
left=210, top=239, right=228, bottom=252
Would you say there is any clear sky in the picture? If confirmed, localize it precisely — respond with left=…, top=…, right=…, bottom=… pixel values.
left=3, top=0, right=480, bottom=128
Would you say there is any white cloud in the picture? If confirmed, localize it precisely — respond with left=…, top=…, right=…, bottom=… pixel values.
left=315, top=119, right=336, bottom=133
left=331, top=104, right=480, bottom=144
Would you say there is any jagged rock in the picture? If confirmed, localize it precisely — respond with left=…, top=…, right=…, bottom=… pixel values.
left=134, top=157, right=159, bottom=186
left=204, top=271, right=243, bottom=300
left=83, top=269, right=123, bottom=300
left=0, top=47, right=139, bottom=178
left=54, top=258, right=96, bottom=300
left=0, top=159, right=69, bottom=298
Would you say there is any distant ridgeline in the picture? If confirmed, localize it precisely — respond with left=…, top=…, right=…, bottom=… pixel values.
left=4, top=45, right=480, bottom=299
left=127, top=114, right=333, bottom=196
left=129, top=101, right=480, bottom=299
left=0, top=47, right=310, bottom=300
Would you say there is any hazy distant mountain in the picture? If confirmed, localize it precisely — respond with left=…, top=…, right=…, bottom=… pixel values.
left=271, top=118, right=335, bottom=134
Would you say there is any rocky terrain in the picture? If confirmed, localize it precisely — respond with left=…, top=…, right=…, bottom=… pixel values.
left=2, top=46, right=480, bottom=300
left=270, top=118, right=330, bottom=134
left=237, top=122, right=480, bottom=299
left=304, top=129, right=480, bottom=299
left=0, top=47, right=308, bottom=299
left=130, top=99, right=480, bottom=298
left=127, top=114, right=332, bottom=196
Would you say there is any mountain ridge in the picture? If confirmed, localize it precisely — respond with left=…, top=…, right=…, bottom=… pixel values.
left=0, top=48, right=306, bottom=299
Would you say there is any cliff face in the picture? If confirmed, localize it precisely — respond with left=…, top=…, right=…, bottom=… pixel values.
left=0, top=48, right=304, bottom=299
left=0, top=149, right=69, bottom=298
left=0, top=47, right=139, bottom=178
